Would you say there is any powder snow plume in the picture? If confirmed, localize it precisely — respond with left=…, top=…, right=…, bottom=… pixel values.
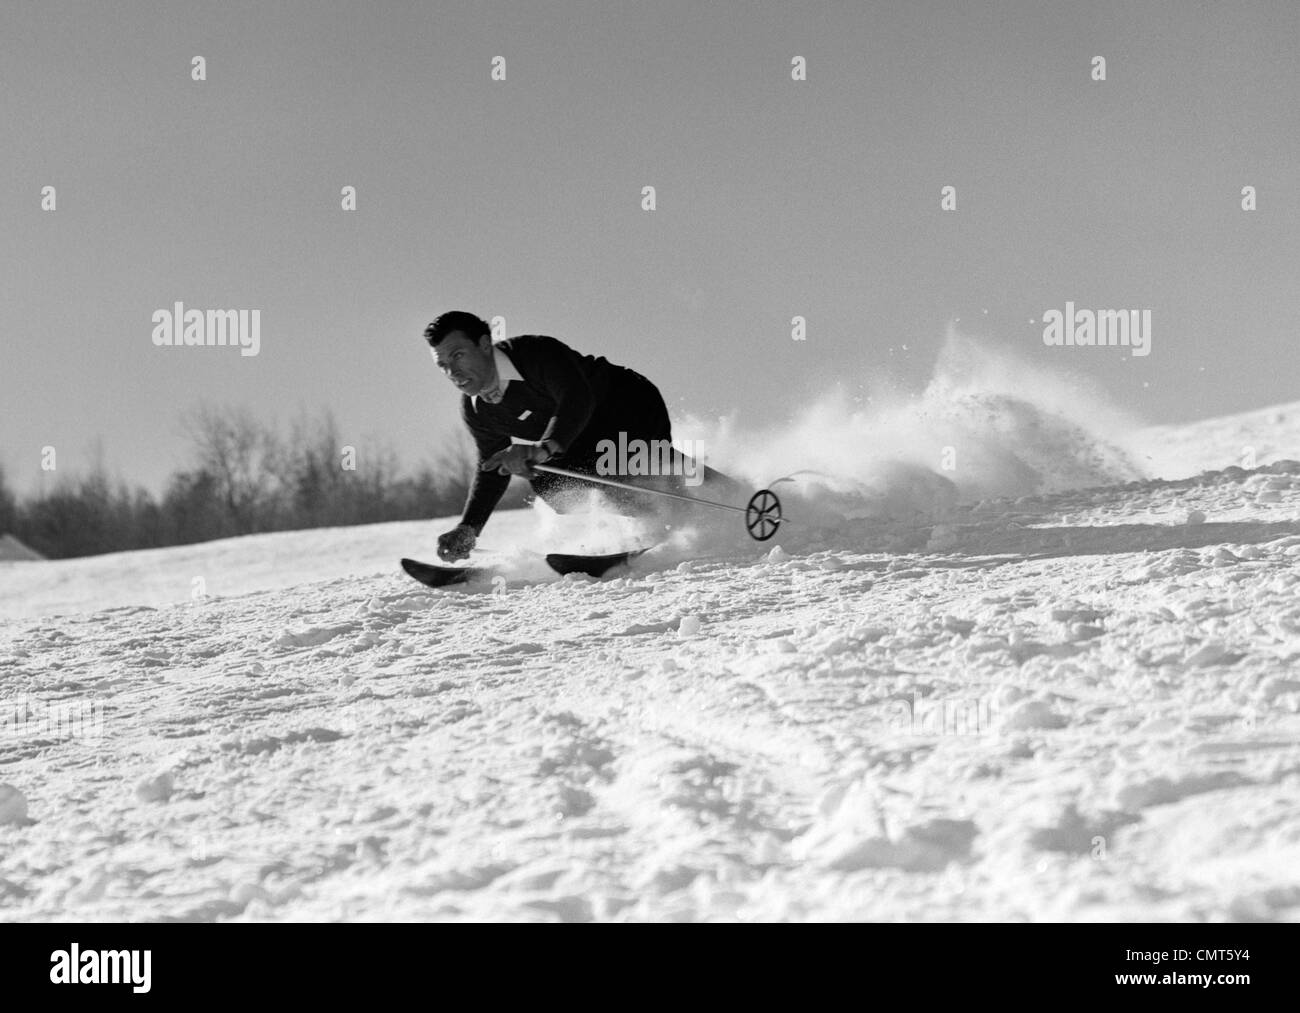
left=683, top=326, right=1145, bottom=529
left=500, top=327, right=1147, bottom=559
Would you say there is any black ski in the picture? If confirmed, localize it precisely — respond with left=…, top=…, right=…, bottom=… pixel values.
left=399, top=557, right=491, bottom=588
left=545, top=548, right=650, bottom=577
left=402, top=547, right=652, bottom=587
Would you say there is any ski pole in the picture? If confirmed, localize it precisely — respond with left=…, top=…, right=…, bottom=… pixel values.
left=531, top=464, right=786, bottom=541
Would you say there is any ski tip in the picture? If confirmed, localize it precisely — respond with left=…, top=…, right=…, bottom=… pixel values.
left=399, top=557, right=480, bottom=587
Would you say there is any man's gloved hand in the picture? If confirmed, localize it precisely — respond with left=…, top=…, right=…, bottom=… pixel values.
left=437, top=523, right=478, bottom=562
left=481, top=442, right=552, bottom=477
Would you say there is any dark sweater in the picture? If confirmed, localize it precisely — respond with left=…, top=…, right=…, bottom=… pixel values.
left=457, top=334, right=632, bottom=532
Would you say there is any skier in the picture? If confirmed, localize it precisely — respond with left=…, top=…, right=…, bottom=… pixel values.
left=425, top=311, right=736, bottom=562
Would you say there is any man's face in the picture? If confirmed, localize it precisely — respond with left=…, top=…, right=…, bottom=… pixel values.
left=431, top=331, right=494, bottom=395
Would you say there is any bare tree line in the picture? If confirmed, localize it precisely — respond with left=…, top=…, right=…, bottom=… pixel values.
left=0, top=405, right=508, bottom=560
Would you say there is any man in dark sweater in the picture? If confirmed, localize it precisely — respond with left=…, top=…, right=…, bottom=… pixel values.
left=426, top=310, right=719, bottom=562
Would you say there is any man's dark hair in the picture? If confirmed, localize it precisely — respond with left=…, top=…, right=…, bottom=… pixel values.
left=424, top=311, right=490, bottom=347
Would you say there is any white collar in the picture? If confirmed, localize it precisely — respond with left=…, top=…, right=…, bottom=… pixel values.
left=472, top=346, right=523, bottom=407
left=494, top=346, right=523, bottom=384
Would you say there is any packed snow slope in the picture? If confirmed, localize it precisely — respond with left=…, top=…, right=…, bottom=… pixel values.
left=1, top=355, right=1299, bottom=922
left=1134, top=400, right=1300, bottom=481
left=1, top=462, right=1299, bottom=919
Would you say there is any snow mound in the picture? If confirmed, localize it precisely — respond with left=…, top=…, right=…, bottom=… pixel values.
left=1131, top=399, right=1300, bottom=480
left=0, top=535, right=45, bottom=562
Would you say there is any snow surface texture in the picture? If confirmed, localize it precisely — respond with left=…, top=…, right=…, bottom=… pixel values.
left=2, top=368, right=1299, bottom=921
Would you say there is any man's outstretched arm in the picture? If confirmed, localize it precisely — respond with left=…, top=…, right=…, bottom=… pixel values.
left=459, top=465, right=510, bottom=534
left=437, top=451, right=509, bottom=561
left=447, top=410, right=510, bottom=552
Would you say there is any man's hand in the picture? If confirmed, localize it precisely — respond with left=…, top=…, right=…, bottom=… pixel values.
left=437, top=523, right=477, bottom=562
left=481, top=443, right=552, bottom=477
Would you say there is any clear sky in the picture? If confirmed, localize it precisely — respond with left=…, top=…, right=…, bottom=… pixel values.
left=2, top=0, right=1297, bottom=493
